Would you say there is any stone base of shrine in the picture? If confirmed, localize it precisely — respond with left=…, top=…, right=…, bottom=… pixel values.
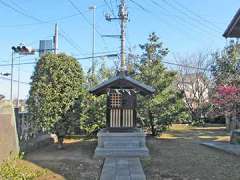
left=94, top=128, right=149, bottom=158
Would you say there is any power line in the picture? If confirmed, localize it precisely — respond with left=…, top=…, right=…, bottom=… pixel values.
left=148, top=0, right=220, bottom=39
left=129, top=0, right=151, bottom=13
left=0, top=54, right=119, bottom=67
left=104, top=0, right=116, bottom=17
left=0, top=0, right=43, bottom=23
left=66, top=0, right=102, bottom=37
left=0, top=13, right=81, bottom=28
left=0, top=58, right=211, bottom=72
left=59, top=29, right=82, bottom=54
left=76, top=53, right=118, bottom=60
left=161, top=60, right=211, bottom=72
left=0, top=0, right=83, bottom=56
left=66, top=0, right=109, bottom=49
left=0, top=62, right=36, bottom=67
left=160, top=0, right=222, bottom=35
left=171, top=0, right=222, bottom=32
left=0, top=76, right=30, bottom=85
left=129, top=0, right=202, bottom=42
left=0, top=51, right=119, bottom=62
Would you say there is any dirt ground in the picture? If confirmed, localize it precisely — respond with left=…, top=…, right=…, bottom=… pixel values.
left=24, top=125, right=240, bottom=180
left=143, top=124, right=240, bottom=180
left=25, top=138, right=102, bottom=180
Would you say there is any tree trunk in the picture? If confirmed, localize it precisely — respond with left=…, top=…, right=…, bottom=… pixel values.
left=225, top=114, right=230, bottom=132
left=149, top=110, right=156, bottom=136
left=57, top=135, right=64, bottom=149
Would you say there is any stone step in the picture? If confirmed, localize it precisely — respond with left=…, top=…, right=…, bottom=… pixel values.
left=104, top=141, right=140, bottom=148
left=95, top=147, right=149, bottom=157
left=100, top=158, right=146, bottom=180
left=102, top=137, right=143, bottom=141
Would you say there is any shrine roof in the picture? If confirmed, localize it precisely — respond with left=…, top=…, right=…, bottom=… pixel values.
left=89, top=72, right=155, bottom=96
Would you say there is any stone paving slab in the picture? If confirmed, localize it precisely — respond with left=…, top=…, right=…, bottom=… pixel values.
left=201, top=141, right=240, bottom=156
left=100, top=157, right=146, bottom=180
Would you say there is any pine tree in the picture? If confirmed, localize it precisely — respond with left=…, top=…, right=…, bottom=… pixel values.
left=137, top=33, right=187, bottom=135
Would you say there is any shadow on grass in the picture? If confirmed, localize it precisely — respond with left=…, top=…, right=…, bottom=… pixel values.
left=24, top=138, right=102, bottom=180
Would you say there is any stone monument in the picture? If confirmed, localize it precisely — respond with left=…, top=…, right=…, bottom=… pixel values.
left=0, top=100, right=20, bottom=162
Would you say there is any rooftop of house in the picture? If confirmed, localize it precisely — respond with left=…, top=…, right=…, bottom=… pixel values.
left=223, top=8, right=240, bottom=38
left=0, top=94, right=5, bottom=101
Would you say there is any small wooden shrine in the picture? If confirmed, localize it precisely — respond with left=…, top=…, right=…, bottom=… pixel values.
left=90, top=71, right=154, bottom=129
left=90, top=71, right=154, bottom=157
left=89, top=0, right=154, bottom=157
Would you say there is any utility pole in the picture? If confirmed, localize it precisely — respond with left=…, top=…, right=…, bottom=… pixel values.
left=119, top=0, right=128, bottom=72
left=89, top=5, right=96, bottom=75
left=16, top=56, right=20, bottom=107
left=54, top=23, right=58, bottom=54
left=11, top=44, right=35, bottom=103
left=10, top=50, right=14, bottom=101
left=104, top=0, right=128, bottom=72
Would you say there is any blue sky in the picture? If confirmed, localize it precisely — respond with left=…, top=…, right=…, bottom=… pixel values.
left=0, top=0, right=240, bottom=99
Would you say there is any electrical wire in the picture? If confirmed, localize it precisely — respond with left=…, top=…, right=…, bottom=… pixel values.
left=0, top=76, right=30, bottom=85
left=59, top=29, right=83, bottom=54
left=171, top=0, right=222, bottom=32
left=140, top=0, right=220, bottom=40
left=129, top=0, right=151, bottom=13
left=66, top=0, right=109, bottom=49
left=159, top=0, right=222, bottom=35
left=0, top=13, right=81, bottom=28
left=129, top=0, right=201, bottom=42
left=104, top=0, right=116, bottom=17
left=0, top=0, right=87, bottom=56
left=0, top=58, right=211, bottom=72
left=0, top=53, right=119, bottom=67
left=0, top=0, right=44, bottom=23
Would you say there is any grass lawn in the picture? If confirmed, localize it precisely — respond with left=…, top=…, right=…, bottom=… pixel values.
left=142, top=124, right=240, bottom=180
left=0, top=158, right=64, bottom=180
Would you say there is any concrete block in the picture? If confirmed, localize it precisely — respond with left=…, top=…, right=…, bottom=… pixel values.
left=116, top=175, right=131, bottom=180
left=230, top=130, right=240, bottom=144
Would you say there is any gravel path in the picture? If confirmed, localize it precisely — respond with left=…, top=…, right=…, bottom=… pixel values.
left=142, top=125, right=240, bottom=180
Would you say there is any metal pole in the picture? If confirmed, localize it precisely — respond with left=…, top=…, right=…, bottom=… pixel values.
left=10, top=50, right=14, bottom=101
left=119, top=0, right=127, bottom=72
left=89, top=6, right=96, bottom=75
left=17, top=56, right=20, bottom=107
left=54, top=23, right=58, bottom=54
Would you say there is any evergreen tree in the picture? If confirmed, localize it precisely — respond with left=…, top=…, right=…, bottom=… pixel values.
left=80, top=63, right=114, bottom=136
left=137, top=33, right=187, bottom=135
left=27, top=53, right=84, bottom=148
left=212, top=42, right=240, bottom=85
